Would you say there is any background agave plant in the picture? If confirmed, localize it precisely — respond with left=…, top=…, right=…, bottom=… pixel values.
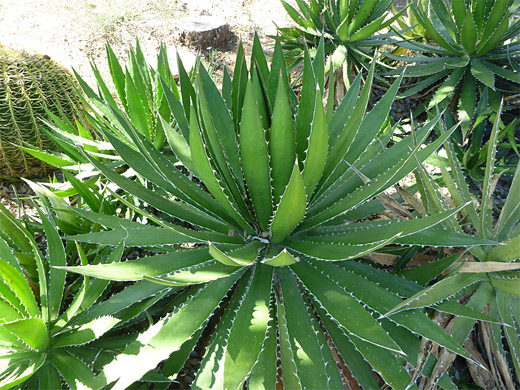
left=277, top=0, right=402, bottom=100
left=0, top=201, right=176, bottom=389
left=390, top=104, right=520, bottom=388
left=53, top=36, right=499, bottom=389
left=387, top=0, right=520, bottom=134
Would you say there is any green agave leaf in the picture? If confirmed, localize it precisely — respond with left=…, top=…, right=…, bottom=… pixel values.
left=496, top=161, right=520, bottom=241
left=67, top=223, right=240, bottom=246
left=209, top=241, right=263, bottom=266
left=488, top=235, right=520, bottom=262
left=194, top=265, right=273, bottom=390
left=240, top=81, right=272, bottom=231
left=471, top=58, right=495, bottom=89
left=295, top=46, right=316, bottom=164
left=73, top=280, right=171, bottom=327
left=301, top=88, right=328, bottom=198
left=262, top=248, right=299, bottom=266
left=302, top=204, right=469, bottom=244
left=36, top=362, right=61, bottom=390
left=62, top=247, right=215, bottom=281
left=490, top=275, right=520, bottom=299
left=52, top=316, right=119, bottom=348
left=292, top=260, right=403, bottom=353
left=1, top=318, right=49, bottom=351
left=276, top=284, right=301, bottom=390
left=306, top=260, right=471, bottom=360
left=384, top=273, right=489, bottom=317
left=192, top=269, right=254, bottom=389
left=246, top=292, right=277, bottom=389
left=189, top=105, right=254, bottom=234
left=160, top=116, right=195, bottom=173
left=125, top=73, right=151, bottom=140
left=269, top=74, right=296, bottom=204
left=319, top=58, right=375, bottom=192
left=286, top=234, right=400, bottom=261
left=397, top=254, right=460, bottom=285
left=49, top=348, right=100, bottom=390
left=314, top=301, right=415, bottom=389
left=270, top=162, right=307, bottom=244
left=458, top=71, right=477, bottom=136
left=83, top=150, right=229, bottom=233
left=0, top=259, right=39, bottom=318
left=38, top=208, right=66, bottom=322
left=480, top=99, right=503, bottom=239
left=101, top=123, right=231, bottom=224
left=411, top=2, right=459, bottom=54
left=395, top=227, right=498, bottom=247
left=0, top=351, right=46, bottom=390
left=221, top=264, right=272, bottom=388
left=98, top=273, right=241, bottom=390
left=461, top=10, right=477, bottom=53
left=476, top=2, right=510, bottom=55
left=433, top=297, right=501, bottom=323
left=495, top=290, right=520, bottom=377
left=198, top=64, right=243, bottom=187
left=142, top=261, right=243, bottom=287
left=277, top=267, right=343, bottom=389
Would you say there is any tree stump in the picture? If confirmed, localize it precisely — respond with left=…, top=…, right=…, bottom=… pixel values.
left=173, top=16, right=231, bottom=50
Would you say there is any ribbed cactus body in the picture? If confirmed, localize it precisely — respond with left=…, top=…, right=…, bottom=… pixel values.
left=0, top=48, right=83, bottom=177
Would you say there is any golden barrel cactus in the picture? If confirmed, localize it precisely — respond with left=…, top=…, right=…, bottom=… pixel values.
left=0, top=48, right=83, bottom=177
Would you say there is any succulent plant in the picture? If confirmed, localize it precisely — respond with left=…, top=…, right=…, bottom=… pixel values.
left=0, top=201, right=172, bottom=389
left=390, top=104, right=520, bottom=387
left=387, top=0, right=520, bottom=134
left=54, top=37, right=495, bottom=389
left=277, top=0, right=403, bottom=100
left=0, top=48, right=84, bottom=177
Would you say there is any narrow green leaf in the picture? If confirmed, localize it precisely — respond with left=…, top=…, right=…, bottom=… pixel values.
left=161, top=116, right=195, bottom=173
left=39, top=209, right=66, bottom=321
left=295, top=46, right=316, bottom=164
left=189, top=106, right=253, bottom=234
left=62, top=248, right=212, bottom=281
left=278, top=267, right=341, bottom=389
left=471, top=58, right=495, bottom=89
left=384, top=273, right=489, bottom=317
left=292, top=260, right=403, bottom=353
left=0, top=259, right=39, bottom=318
left=100, top=274, right=241, bottom=390
left=199, top=64, right=243, bottom=185
left=460, top=11, right=477, bottom=53
left=125, top=73, right=151, bottom=139
left=398, top=254, right=460, bottom=285
left=269, top=75, right=296, bottom=204
left=301, top=88, right=328, bottom=198
left=222, top=264, right=273, bottom=389
left=240, top=81, right=272, bottom=231
left=286, top=234, right=400, bottom=261
left=50, top=349, right=100, bottom=390
left=276, top=285, right=301, bottom=390
left=53, top=316, right=119, bottom=348
left=270, top=162, right=307, bottom=244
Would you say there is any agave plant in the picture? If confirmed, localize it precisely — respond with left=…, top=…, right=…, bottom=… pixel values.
left=277, top=0, right=402, bottom=93
left=0, top=201, right=177, bottom=389
left=387, top=0, right=520, bottom=134
left=56, top=37, right=496, bottom=389
left=388, top=103, right=520, bottom=388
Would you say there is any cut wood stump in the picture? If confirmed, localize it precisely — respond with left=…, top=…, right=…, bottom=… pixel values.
left=173, top=16, right=231, bottom=49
